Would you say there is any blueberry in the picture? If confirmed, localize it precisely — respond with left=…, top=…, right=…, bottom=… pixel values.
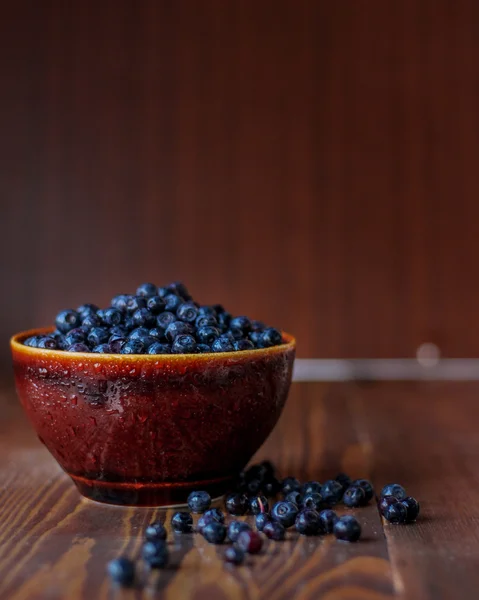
left=123, top=316, right=136, bottom=331
left=263, top=477, right=282, bottom=497
left=378, top=495, right=399, bottom=515
left=166, top=281, right=191, bottom=299
left=303, top=492, right=323, bottom=511
left=249, top=331, right=263, bottom=346
left=260, top=327, right=282, bottom=347
left=24, top=336, right=41, bottom=347
left=285, top=491, right=303, bottom=507
left=132, top=308, right=156, bottom=328
left=147, top=342, right=171, bottom=354
left=98, top=307, right=122, bottom=327
left=230, top=316, right=252, bottom=333
left=318, top=509, right=339, bottom=534
left=255, top=513, right=272, bottom=531
left=196, top=326, right=220, bottom=345
left=196, top=315, right=218, bottom=328
left=202, top=522, right=227, bottom=544
left=334, top=515, right=361, bottom=542
left=281, top=477, right=301, bottom=496
left=156, top=311, right=177, bottom=330
left=343, top=486, right=366, bottom=508
left=203, top=508, right=225, bottom=523
left=401, top=497, right=420, bottom=522
left=212, top=304, right=225, bottom=314
left=265, top=521, right=287, bottom=541
left=171, top=511, right=193, bottom=533
left=165, top=321, right=193, bottom=342
left=110, top=338, right=127, bottom=352
left=37, top=336, right=58, bottom=349
left=234, top=339, right=254, bottom=351
left=77, top=303, right=100, bottom=318
left=147, top=296, right=166, bottom=315
left=196, top=344, right=211, bottom=353
left=211, top=337, right=235, bottom=352
left=87, top=327, right=110, bottom=347
left=107, top=557, right=135, bottom=586
left=251, top=320, right=265, bottom=331
left=157, top=286, right=170, bottom=298
left=164, top=294, right=182, bottom=312
left=187, top=490, right=211, bottom=513
left=198, top=305, right=217, bottom=318
left=109, top=325, right=128, bottom=339
left=295, top=509, right=323, bottom=536
left=271, top=501, right=299, bottom=528
left=129, top=327, right=150, bottom=340
left=92, top=343, right=111, bottom=353
left=353, top=479, right=374, bottom=503
left=55, top=309, right=81, bottom=333
left=126, top=296, right=147, bottom=313
left=321, top=480, right=344, bottom=506
left=224, top=546, right=245, bottom=565
left=227, top=521, right=251, bottom=542
left=259, top=460, right=276, bottom=480
left=249, top=495, right=269, bottom=515
left=303, top=481, right=322, bottom=495
left=246, top=479, right=261, bottom=496
left=383, top=502, right=408, bottom=524
left=177, top=302, right=199, bottom=323
left=237, top=530, right=263, bottom=554
left=81, top=313, right=101, bottom=329
left=225, top=493, right=248, bottom=516
left=136, top=282, right=158, bottom=297
left=196, top=514, right=215, bottom=534
left=172, top=334, right=197, bottom=354
left=64, top=329, right=86, bottom=346
left=148, top=327, right=165, bottom=341
left=145, top=521, right=167, bottom=541
left=111, top=294, right=130, bottom=312
left=120, top=340, right=145, bottom=354
left=67, top=343, right=90, bottom=352
left=336, top=473, right=352, bottom=491
left=217, top=312, right=232, bottom=330
left=380, top=483, right=407, bottom=500
left=229, top=328, right=244, bottom=341
left=142, top=540, right=169, bottom=567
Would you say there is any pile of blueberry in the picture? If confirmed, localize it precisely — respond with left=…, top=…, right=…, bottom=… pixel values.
left=107, top=461, right=420, bottom=586
left=23, top=282, right=284, bottom=355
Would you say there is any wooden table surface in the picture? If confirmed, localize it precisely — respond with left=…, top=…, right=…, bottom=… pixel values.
left=1, top=377, right=477, bottom=600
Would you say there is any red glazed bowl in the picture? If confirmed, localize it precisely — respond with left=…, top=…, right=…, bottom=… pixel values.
left=11, top=328, right=295, bottom=506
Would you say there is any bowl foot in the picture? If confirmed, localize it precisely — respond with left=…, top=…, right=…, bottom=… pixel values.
left=70, top=473, right=235, bottom=507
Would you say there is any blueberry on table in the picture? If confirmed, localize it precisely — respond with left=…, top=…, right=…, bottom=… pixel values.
left=147, top=342, right=171, bottom=354
left=136, top=282, right=158, bottom=297
left=55, top=309, right=81, bottom=333
left=142, top=540, right=168, bottom=567
left=380, top=483, right=407, bottom=500
left=263, top=521, right=286, bottom=540
left=196, top=326, right=220, bottom=345
left=156, top=311, right=177, bottom=329
left=303, top=492, right=323, bottom=511
left=203, top=508, right=225, bottom=523
left=234, top=339, right=255, bottom=351
left=383, top=501, right=408, bottom=524
left=271, top=501, right=299, bottom=528
left=92, top=343, right=111, bottom=353
left=37, top=336, right=58, bottom=349
left=255, top=513, right=272, bottom=531
left=224, top=546, right=245, bottom=565
left=211, top=337, right=235, bottom=352
left=196, top=344, right=212, bottom=353
left=225, top=493, right=248, bottom=516
left=237, top=530, right=263, bottom=554
left=187, top=490, right=211, bottom=513
left=302, top=481, right=322, bottom=495
left=281, top=477, right=301, bottom=496
left=353, top=479, right=374, bottom=503
left=260, top=327, right=282, bottom=347
left=120, top=340, right=145, bottom=354
left=87, top=327, right=110, bottom=347
left=378, top=495, right=399, bottom=515
left=172, top=334, right=197, bottom=354
left=230, top=316, right=252, bottom=332
left=67, top=343, right=90, bottom=352
left=343, top=485, right=367, bottom=508
left=107, top=557, right=135, bottom=586
left=177, top=301, right=199, bottom=323
left=249, top=495, right=269, bottom=515
left=171, top=511, right=193, bottom=533
left=336, top=473, right=352, bottom=491
left=146, top=296, right=166, bottom=315
left=318, top=509, right=339, bottom=534
left=285, top=491, right=303, bottom=507
left=165, top=321, right=193, bottom=342
left=334, top=515, right=361, bottom=542
left=401, top=496, right=420, bottom=522
left=202, top=522, right=227, bottom=544
left=145, top=521, right=167, bottom=541
left=321, top=480, right=344, bottom=506
left=295, top=509, right=323, bottom=536
left=227, top=521, right=251, bottom=542
left=132, top=308, right=156, bottom=328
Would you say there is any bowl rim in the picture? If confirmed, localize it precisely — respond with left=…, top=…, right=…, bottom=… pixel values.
left=11, top=327, right=296, bottom=363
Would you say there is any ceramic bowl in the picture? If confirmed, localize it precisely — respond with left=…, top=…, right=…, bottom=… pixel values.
left=11, top=328, right=295, bottom=506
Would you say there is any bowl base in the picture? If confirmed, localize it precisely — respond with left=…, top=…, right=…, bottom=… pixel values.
left=70, top=473, right=235, bottom=507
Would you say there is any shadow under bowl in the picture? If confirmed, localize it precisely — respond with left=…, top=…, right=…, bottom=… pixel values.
left=11, top=328, right=296, bottom=506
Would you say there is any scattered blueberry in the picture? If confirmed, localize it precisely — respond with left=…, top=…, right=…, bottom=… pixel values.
left=142, top=540, right=169, bottom=567
left=380, top=483, right=407, bottom=500
left=227, top=520, right=251, bottom=542
left=353, top=479, right=374, bottom=503
left=321, top=480, right=344, bottom=506
left=203, top=508, right=225, bottom=523
left=249, top=496, right=269, bottom=515
left=343, top=486, right=367, bottom=508
left=285, top=491, right=303, bottom=507
left=271, top=501, right=299, bottom=528
left=334, top=515, right=361, bottom=542
left=202, top=522, right=227, bottom=544
left=282, top=477, right=301, bottom=496
left=303, top=492, right=323, bottom=511
left=336, top=473, right=352, bottom=491
left=225, top=493, right=248, bottom=516
left=145, top=521, right=167, bottom=541
left=187, top=490, right=211, bottom=513
left=224, top=546, right=245, bottom=565
left=318, top=509, right=339, bottom=534
left=255, top=513, right=272, bottom=531
left=237, top=530, right=263, bottom=554
left=302, top=481, right=322, bottom=495
left=107, top=557, right=135, bottom=586
left=295, top=509, right=323, bottom=536
left=263, top=521, right=286, bottom=541
left=383, top=501, right=408, bottom=524
left=378, top=495, right=399, bottom=515
left=401, top=497, right=420, bottom=523
left=171, top=511, right=193, bottom=533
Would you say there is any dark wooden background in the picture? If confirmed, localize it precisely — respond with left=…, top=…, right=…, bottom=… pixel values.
left=2, top=0, right=479, bottom=364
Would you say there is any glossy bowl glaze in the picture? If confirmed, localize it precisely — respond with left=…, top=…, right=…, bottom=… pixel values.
left=11, top=328, right=295, bottom=506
